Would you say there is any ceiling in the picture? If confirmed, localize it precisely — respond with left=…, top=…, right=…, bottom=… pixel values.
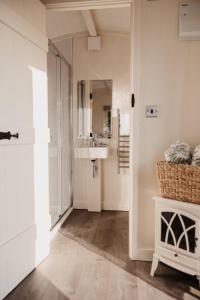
left=46, top=6, right=131, bottom=39
left=47, top=10, right=87, bottom=38
left=41, top=0, right=131, bottom=6
left=92, top=80, right=112, bottom=91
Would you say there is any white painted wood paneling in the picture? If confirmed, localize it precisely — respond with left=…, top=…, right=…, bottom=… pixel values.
left=0, top=2, right=49, bottom=298
left=131, top=0, right=200, bottom=260
left=0, top=226, right=37, bottom=299
left=4, top=0, right=46, bottom=35
left=0, top=1, right=47, bottom=51
left=0, top=146, right=34, bottom=246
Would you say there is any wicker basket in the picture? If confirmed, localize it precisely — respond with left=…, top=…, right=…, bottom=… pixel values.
left=157, top=161, right=200, bottom=204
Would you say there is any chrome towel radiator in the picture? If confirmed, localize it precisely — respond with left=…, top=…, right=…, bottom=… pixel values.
left=117, top=109, right=130, bottom=174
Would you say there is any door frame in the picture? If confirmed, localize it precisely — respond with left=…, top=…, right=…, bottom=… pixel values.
left=129, top=0, right=141, bottom=260
left=45, top=0, right=137, bottom=256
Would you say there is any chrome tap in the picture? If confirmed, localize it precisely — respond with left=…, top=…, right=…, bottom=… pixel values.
left=92, top=136, right=96, bottom=147
left=90, top=133, right=97, bottom=147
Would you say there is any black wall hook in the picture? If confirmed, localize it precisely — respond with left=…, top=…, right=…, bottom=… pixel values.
left=0, top=131, right=19, bottom=140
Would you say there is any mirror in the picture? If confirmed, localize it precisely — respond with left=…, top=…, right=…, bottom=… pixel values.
left=77, top=79, right=112, bottom=138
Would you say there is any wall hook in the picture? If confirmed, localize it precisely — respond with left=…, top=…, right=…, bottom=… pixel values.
left=0, top=131, right=19, bottom=140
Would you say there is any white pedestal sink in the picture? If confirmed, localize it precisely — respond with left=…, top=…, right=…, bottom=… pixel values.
left=74, top=145, right=110, bottom=160
left=74, top=145, right=110, bottom=212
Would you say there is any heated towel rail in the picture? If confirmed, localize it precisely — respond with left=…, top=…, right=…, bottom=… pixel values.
left=117, top=109, right=130, bottom=174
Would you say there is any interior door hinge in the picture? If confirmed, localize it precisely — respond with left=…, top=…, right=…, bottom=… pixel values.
left=131, top=94, right=135, bottom=108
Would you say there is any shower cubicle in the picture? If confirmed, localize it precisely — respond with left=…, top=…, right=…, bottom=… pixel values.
left=48, top=41, right=73, bottom=228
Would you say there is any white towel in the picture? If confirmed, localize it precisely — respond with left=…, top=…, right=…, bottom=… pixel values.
left=192, top=145, right=200, bottom=166
left=165, top=141, right=192, bottom=164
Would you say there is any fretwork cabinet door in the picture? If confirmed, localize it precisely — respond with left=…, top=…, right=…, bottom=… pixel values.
left=158, top=208, right=200, bottom=258
left=151, top=198, right=200, bottom=283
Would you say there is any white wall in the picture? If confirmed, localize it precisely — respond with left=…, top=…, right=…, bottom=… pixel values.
left=131, top=0, right=200, bottom=260
left=55, top=38, right=73, bottom=65
left=4, top=0, right=46, bottom=34
left=73, top=34, right=131, bottom=211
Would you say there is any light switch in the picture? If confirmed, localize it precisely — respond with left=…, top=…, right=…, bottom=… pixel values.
left=145, top=105, right=158, bottom=118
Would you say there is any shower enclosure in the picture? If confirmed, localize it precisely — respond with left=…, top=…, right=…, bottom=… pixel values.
left=48, top=41, right=73, bottom=228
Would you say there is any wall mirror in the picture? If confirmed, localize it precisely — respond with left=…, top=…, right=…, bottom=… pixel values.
left=77, top=79, right=112, bottom=138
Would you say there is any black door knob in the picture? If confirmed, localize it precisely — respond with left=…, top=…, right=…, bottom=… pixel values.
left=0, top=131, right=19, bottom=140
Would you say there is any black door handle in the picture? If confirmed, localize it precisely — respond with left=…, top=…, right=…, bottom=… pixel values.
left=0, top=131, right=19, bottom=140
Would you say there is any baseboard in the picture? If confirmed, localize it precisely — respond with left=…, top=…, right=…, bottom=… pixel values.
left=72, top=201, right=129, bottom=211
left=103, top=201, right=129, bottom=211
left=50, top=207, right=73, bottom=239
left=130, top=248, right=154, bottom=261
left=73, top=201, right=87, bottom=210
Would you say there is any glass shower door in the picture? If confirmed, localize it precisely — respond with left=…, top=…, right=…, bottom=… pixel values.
left=60, top=58, right=72, bottom=214
left=48, top=43, right=72, bottom=229
left=48, top=48, right=62, bottom=228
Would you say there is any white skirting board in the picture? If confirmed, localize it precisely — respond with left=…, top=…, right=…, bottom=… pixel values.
left=51, top=207, right=73, bottom=239
left=129, top=248, right=154, bottom=262
left=73, top=201, right=87, bottom=210
left=74, top=201, right=129, bottom=212
left=102, top=201, right=129, bottom=211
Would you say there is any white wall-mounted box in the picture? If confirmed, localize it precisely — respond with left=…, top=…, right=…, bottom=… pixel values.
left=88, top=36, right=101, bottom=51
left=179, top=1, right=200, bottom=40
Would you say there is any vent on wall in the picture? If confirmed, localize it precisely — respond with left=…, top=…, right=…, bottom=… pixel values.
left=179, top=1, right=200, bottom=40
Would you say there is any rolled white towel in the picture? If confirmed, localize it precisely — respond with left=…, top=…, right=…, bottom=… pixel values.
left=192, top=145, right=200, bottom=166
left=165, top=141, right=192, bottom=164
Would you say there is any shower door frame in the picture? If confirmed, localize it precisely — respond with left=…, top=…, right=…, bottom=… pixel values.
left=48, top=40, right=73, bottom=230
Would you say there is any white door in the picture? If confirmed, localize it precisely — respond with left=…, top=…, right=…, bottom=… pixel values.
left=0, top=3, right=49, bottom=299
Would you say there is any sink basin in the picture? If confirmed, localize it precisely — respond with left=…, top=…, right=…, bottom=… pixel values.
left=74, top=146, right=110, bottom=159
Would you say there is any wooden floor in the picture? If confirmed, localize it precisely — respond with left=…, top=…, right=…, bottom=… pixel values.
left=4, top=210, right=200, bottom=300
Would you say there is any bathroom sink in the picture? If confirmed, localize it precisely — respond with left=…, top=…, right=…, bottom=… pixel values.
left=74, top=145, right=110, bottom=159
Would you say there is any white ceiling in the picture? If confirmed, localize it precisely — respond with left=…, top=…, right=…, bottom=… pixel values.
left=43, top=0, right=85, bottom=3
left=93, top=8, right=130, bottom=33
left=42, top=0, right=131, bottom=6
left=47, top=7, right=131, bottom=39
left=47, top=10, right=87, bottom=38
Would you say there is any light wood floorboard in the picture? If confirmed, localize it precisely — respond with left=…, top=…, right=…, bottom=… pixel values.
left=4, top=210, right=200, bottom=300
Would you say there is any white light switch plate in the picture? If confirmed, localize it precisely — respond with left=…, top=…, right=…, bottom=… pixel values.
left=145, top=105, right=158, bottom=118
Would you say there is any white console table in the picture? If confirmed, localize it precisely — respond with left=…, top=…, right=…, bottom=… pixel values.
left=151, top=197, right=200, bottom=286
